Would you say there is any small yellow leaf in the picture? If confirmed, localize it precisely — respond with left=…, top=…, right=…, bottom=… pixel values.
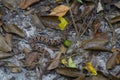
left=49, top=5, right=69, bottom=17
left=61, top=58, right=67, bottom=66
left=85, top=62, right=97, bottom=75
left=68, top=56, right=76, bottom=68
left=58, top=17, right=68, bottom=30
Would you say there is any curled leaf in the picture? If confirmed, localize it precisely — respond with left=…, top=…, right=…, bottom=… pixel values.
left=49, top=5, right=69, bottom=17
left=58, top=17, right=68, bottom=30
left=68, top=56, right=76, bottom=68
left=84, top=62, right=97, bottom=75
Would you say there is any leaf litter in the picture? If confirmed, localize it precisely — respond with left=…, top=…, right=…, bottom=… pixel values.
left=0, top=0, right=120, bottom=80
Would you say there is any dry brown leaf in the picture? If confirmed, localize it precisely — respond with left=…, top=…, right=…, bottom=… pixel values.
left=49, top=5, right=70, bottom=17
left=106, top=48, right=120, bottom=69
left=5, top=33, right=13, bottom=48
left=25, top=51, right=39, bottom=69
left=109, top=15, right=120, bottom=24
left=56, top=67, right=84, bottom=78
left=19, top=0, right=40, bottom=9
left=0, top=51, right=12, bottom=59
left=47, top=52, right=62, bottom=70
left=114, top=1, right=120, bottom=9
left=3, top=24, right=25, bottom=38
left=0, top=34, right=12, bottom=52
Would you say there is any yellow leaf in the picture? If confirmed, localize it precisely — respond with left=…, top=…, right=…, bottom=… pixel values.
left=61, top=58, right=67, bottom=66
left=68, top=56, right=76, bottom=68
left=58, top=17, right=68, bottom=30
left=49, top=5, right=69, bottom=17
left=85, top=62, right=97, bottom=75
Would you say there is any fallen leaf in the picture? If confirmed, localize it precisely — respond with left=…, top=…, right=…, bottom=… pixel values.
left=47, top=52, right=62, bottom=70
left=61, top=58, right=67, bottom=66
left=25, top=51, right=39, bottom=69
left=109, top=15, right=120, bottom=24
left=19, top=0, right=40, bottom=9
left=114, top=1, right=120, bottom=9
left=59, top=45, right=67, bottom=54
left=38, top=15, right=60, bottom=29
left=106, top=48, right=120, bottom=69
left=97, top=0, right=104, bottom=13
left=6, top=62, right=21, bottom=73
left=3, top=24, right=25, bottom=37
left=49, top=5, right=69, bottom=17
left=1, top=0, right=15, bottom=11
left=92, top=19, right=101, bottom=33
left=64, top=39, right=72, bottom=47
left=0, top=51, right=12, bottom=59
left=84, top=62, right=97, bottom=75
left=68, top=56, right=76, bottom=68
left=0, top=34, right=12, bottom=52
left=56, top=67, right=83, bottom=78
left=58, top=17, right=68, bottom=30
left=5, top=33, right=13, bottom=48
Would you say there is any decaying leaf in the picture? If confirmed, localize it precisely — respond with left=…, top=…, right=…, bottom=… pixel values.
left=25, top=51, right=39, bottom=69
left=109, top=15, right=120, bottom=24
left=49, top=5, right=70, bottom=17
left=82, top=32, right=109, bottom=52
left=92, top=19, right=101, bottom=33
left=19, top=0, right=40, bottom=9
left=58, top=17, right=68, bottom=30
left=0, top=34, right=12, bottom=52
left=38, top=15, right=60, bottom=29
left=56, top=67, right=84, bottom=78
left=6, top=62, right=21, bottom=73
left=3, top=24, right=25, bottom=37
left=84, top=62, right=97, bottom=75
left=47, top=52, right=62, bottom=70
left=23, top=47, right=31, bottom=54
left=114, top=1, right=120, bottom=9
left=1, top=0, right=15, bottom=11
left=59, top=45, right=67, bottom=54
left=106, top=48, right=120, bottom=69
left=0, top=51, right=12, bottom=59
left=68, top=56, right=76, bottom=68
left=5, top=33, right=13, bottom=48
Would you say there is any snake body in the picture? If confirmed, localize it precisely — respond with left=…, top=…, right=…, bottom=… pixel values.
left=29, top=35, right=65, bottom=53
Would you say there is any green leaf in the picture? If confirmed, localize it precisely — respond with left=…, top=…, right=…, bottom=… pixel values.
left=68, top=56, right=76, bottom=68
left=58, top=17, right=68, bottom=30
left=64, top=40, right=72, bottom=47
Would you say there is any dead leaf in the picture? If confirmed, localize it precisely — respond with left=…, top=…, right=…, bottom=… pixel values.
left=106, top=48, right=120, bottom=69
left=23, top=47, right=31, bottom=54
left=0, top=34, right=12, bottom=52
left=56, top=67, right=84, bottom=78
left=82, top=32, right=110, bottom=52
left=6, top=62, right=21, bottom=73
left=109, top=15, right=120, bottom=24
left=97, top=0, right=104, bottom=13
left=38, top=15, right=60, bottom=29
left=19, top=0, right=40, bottom=9
left=47, top=52, right=62, bottom=70
left=0, top=51, right=12, bottom=59
left=25, top=51, right=39, bottom=69
left=49, top=5, right=70, bottom=17
left=1, top=0, right=15, bottom=11
left=3, top=24, right=25, bottom=37
left=5, top=33, right=13, bottom=48
left=114, top=1, right=120, bottom=9
left=92, top=19, right=101, bottom=33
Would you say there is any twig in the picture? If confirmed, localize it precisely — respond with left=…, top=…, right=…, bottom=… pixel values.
left=66, top=0, right=79, bottom=40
